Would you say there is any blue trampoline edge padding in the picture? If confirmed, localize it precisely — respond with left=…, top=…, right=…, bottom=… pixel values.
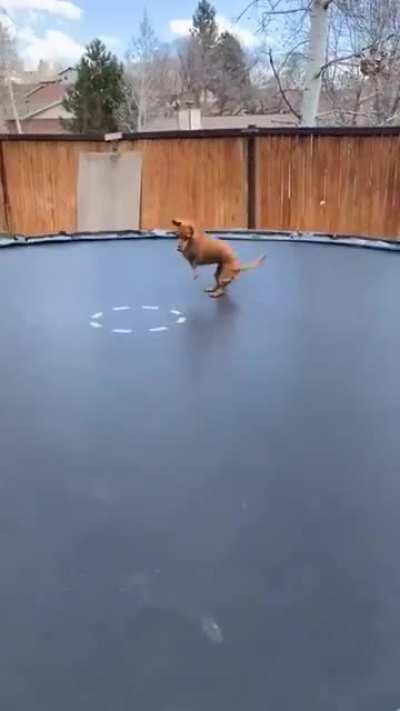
left=1, top=228, right=400, bottom=252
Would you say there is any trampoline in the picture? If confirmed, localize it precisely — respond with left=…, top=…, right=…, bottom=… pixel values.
left=1, top=234, right=400, bottom=711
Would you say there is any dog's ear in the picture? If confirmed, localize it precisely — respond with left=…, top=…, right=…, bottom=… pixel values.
left=172, top=219, right=194, bottom=239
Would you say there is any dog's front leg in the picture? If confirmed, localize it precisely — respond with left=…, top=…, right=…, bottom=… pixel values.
left=184, top=253, right=198, bottom=279
left=191, top=261, right=199, bottom=279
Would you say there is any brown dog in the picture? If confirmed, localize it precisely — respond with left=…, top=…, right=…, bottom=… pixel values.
left=172, top=218, right=266, bottom=297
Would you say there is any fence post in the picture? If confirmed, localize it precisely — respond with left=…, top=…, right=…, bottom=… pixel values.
left=0, top=140, right=12, bottom=235
left=246, top=126, right=257, bottom=230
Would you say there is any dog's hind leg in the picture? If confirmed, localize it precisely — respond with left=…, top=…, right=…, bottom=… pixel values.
left=218, top=264, right=236, bottom=289
left=208, top=264, right=237, bottom=298
left=204, top=264, right=222, bottom=293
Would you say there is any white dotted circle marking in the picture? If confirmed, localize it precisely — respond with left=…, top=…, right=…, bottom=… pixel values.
left=89, top=305, right=187, bottom=335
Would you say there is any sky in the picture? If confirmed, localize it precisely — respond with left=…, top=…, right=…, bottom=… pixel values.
left=0, top=0, right=260, bottom=69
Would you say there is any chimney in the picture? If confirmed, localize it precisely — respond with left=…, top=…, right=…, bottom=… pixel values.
left=178, top=107, right=202, bottom=130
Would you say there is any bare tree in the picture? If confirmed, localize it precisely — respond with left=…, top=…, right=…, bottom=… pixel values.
left=247, top=42, right=304, bottom=115
left=177, top=0, right=219, bottom=109
left=238, top=0, right=334, bottom=125
left=125, top=11, right=158, bottom=130
left=177, top=35, right=203, bottom=106
left=300, top=1, right=333, bottom=124
left=212, top=31, right=255, bottom=115
left=238, top=0, right=400, bottom=125
left=322, top=0, right=400, bottom=125
left=0, top=20, right=21, bottom=133
left=125, top=11, right=180, bottom=131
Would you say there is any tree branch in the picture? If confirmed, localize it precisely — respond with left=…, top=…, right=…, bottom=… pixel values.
left=236, top=0, right=310, bottom=23
left=260, top=6, right=310, bottom=14
left=268, top=48, right=301, bottom=120
left=236, top=0, right=258, bottom=23
left=316, top=33, right=396, bottom=78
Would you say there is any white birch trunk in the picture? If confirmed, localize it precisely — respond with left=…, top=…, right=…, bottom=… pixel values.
left=137, top=74, right=145, bottom=131
left=137, top=66, right=150, bottom=131
left=300, top=0, right=330, bottom=126
left=137, top=100, right=144, bottom=131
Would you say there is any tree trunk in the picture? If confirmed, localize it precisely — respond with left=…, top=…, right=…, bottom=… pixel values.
left=137, top=102, right=145, bottom=131
left=300, top=0, right=331, bottom=126
left=7, top=73, right=21, bottom=134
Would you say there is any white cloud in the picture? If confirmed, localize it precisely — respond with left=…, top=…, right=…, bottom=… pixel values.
left=169, top=14, right=258, bottom=48
left=0, top=0, right=82, bottom=21
left=20, top=28, right=84, bottom=67
left=169, top=19, right=192, bottom=37
left=1, top=0, right=84, bottom=70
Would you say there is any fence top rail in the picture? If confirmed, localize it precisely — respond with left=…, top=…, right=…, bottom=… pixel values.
left=0, top=126, right=400, bottom=142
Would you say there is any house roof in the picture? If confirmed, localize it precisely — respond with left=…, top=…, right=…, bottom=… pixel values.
left=144, top=113, right=298, bottom=132
left=203, top=114, right=298, bottom=129
left=25, top=80, right=59, bottom=98
left=23, top=100, right=65, bottom=120
left=23, top=81, right=68, bottom=116
left=2, top=82, right=37, bottom=121
left=4, top=66, right=74, bottom=127
left=5, top=117, right=69, bottom=134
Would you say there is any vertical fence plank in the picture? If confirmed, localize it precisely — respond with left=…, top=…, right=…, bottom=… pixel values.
left=256, top=133, right=400, bottom=239
left=0, top=140, right=9, bottom=232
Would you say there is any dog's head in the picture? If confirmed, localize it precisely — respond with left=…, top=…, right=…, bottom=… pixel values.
left=172, top=218, right=195, bottom=251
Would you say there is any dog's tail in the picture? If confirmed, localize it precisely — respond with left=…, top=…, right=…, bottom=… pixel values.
left=239, top=254, right=266, bottom=273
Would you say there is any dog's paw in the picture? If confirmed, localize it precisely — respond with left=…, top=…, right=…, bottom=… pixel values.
left=208, top=288, right=225, bottom=298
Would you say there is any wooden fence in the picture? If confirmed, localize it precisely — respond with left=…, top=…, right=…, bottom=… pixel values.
left=0, top=127, right=399, bottom=239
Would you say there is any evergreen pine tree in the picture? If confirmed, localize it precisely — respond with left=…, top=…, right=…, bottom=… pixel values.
left=62, top=39, right=126, bottom=133
left=192, top=0, right=218, bottom=54
left=190, top=0, right=218, bottom=105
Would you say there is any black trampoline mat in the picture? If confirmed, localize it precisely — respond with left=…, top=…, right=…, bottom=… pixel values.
left=1, top=238, right=400, bottom=710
